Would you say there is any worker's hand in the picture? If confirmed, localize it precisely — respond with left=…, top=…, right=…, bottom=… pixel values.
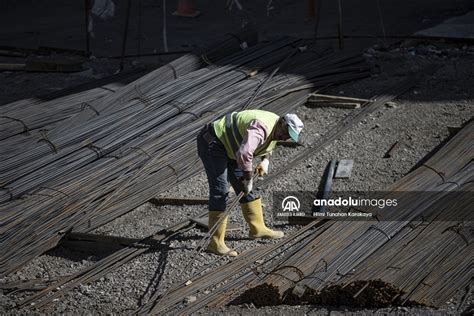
left=256, top=158, right=270, bottom=177
left=242, top=178, right=253, bottom=195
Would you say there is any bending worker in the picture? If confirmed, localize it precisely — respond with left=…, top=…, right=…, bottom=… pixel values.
left=197, top=109, right=304, bottom=256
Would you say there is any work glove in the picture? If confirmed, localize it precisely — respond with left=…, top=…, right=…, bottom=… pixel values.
left=242, top=178, right=253, bottom=195
left=256, top=158, right=270, bottom=177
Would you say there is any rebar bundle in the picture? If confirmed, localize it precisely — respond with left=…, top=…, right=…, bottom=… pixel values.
left=0, top=30, right=258, bottom=157
left=0, top=69, right=147, bottom=144
left=0, top=33, right=370, bottom=278
left=174, top=120, right=473, bottom=314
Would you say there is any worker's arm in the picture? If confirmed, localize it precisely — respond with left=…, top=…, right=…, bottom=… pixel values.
left=236, top=120, right=268, bottom=179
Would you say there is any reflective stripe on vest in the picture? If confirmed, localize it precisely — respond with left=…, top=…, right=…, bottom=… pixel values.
left=224, top=112, right=243, bottom=155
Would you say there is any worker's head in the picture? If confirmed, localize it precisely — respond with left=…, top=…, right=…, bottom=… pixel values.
left=273, top=114, right=304, bottom=141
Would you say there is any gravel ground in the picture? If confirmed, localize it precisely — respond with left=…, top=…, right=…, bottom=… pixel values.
left=1, top=40, right=473, bottom=314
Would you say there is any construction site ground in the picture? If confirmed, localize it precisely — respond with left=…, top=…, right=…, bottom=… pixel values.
left=0, top=38, right=473, bottom=314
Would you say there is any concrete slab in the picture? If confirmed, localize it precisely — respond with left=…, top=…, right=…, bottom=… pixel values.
left=334, top=159, right=354, bottom=179
left=415, top=11, right=474, bottom=39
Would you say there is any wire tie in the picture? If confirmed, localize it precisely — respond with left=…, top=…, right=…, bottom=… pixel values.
left=316, top=258, right=328, bottom=272
left=89, top=143, right=104, bottom=158
left=268, top=265, right=305, bottom=282
left=0, top=115, right=29, bottom=134
left=165, top=164, right=179, bottom=178
left=132, top=85, right=152, bottom=107
left=38, top=186, right=70, bottom=198
left=131, top=86, right=152, bottom=107
left=29, top=191, right=54, bottom=198
left=169, top=101, right=184, bottom=113
left=0, top=186, right=13, bottom=201
left=80, top=102, right=100, bottom=116
left=368, top=225, right=391, bottom=240
left=165, top=63, right=178, bottom=79
left=442, top=225, right=470, bottom=247
left=201, top=53, right=213, bottom=65
left=134, top=84, right=144, bottom=97
left=199, top=110, right=217, bottom=117
left=132, top=96, right=152, bottom=107
left=139, top=91, right=153, bottom=106
left=82, top=139, right=103, bottom=158
left=182, top=111, right=199, bottom=119
left=421, top=164, right=446, bottom=182
left=130, top=146, right=152, bottom=159
left=38, top=131, right=58, bottom=154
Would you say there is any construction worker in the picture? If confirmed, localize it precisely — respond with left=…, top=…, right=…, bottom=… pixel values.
left=197, top=109, right=304, bottom=256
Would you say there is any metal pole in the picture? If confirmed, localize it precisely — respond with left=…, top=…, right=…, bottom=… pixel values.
left=336, top=0, right=344, bottom=49
left=376, top=0, right=388, bottom=45
left=313, top=0, right=322, bottom=40
left=84, top=0, right=91, bottom=56
left=120, top=0, right=132, bottom=71
left=137, top=0, right=142, bottom=59
left=315, top=159, right=336, bottom=213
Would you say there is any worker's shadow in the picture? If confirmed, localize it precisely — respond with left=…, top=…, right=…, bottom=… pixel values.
left=138, top=244, right=172, bottom=306
left=137, top=231, right=201, bottom=306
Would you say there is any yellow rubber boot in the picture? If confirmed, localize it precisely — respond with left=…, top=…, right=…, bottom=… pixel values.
left=206, top=211, right=238, bottom=257
left=241, top=198, right=284, bottom=239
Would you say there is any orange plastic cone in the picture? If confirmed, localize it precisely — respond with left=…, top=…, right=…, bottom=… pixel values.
left=173, top=0, right=200, bottom=17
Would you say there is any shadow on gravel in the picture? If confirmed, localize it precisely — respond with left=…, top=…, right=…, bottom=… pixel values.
left=138, top=244, right=170, bottom=307
left=407, top=117, right=473, bottom=174
left=44, top=245, right=113, bottom=263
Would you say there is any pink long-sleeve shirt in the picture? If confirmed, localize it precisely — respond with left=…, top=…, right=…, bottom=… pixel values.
left=235, top=120, right=270, bottom=172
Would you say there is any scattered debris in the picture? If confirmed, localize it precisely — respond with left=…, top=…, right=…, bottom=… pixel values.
left=184, top=295, right=197, bottom=304
left=310, top=93, right=372, bottom=103
left=291, top=284, right=307, bottom=298
left=385, top=101, right=397, bottom=108
left=306, top=93, right=372, bottom=109
left=334, top=159, right=354, bottom=178
left=447, top=125, right=462, bottom=135
left=383, top=141, right=400, bottom=158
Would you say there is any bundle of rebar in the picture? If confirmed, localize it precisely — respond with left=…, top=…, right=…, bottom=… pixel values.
left=0, top=69, right=147, bottom=160
left=175, top=120, right=473, bottom=313
left=0, top=69, right=146, bottom=141
left=0, top=34, right=371, bottom=278
left=0, top=30, right=258, bottom=157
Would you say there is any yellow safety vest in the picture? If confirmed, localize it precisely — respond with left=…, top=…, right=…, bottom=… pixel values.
left=213, top=110, right=279, bottom=160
